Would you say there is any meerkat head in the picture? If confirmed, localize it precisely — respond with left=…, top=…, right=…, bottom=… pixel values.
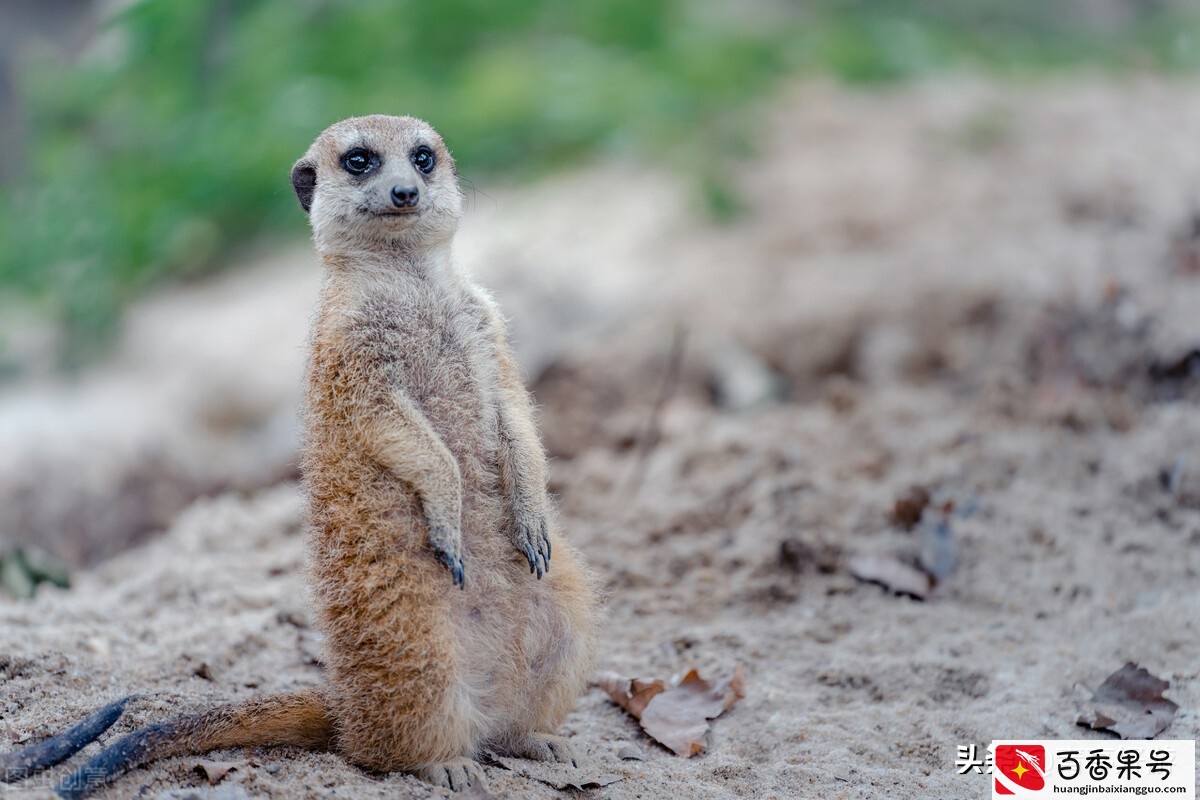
left=291, top=115, right=463, bottom=256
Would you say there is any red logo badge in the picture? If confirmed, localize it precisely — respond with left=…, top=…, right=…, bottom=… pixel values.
left=994, top=744, right=1046, bottom=794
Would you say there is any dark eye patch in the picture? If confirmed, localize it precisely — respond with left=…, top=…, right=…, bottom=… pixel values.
left=411, top=145, right=436, bottom=175
left=341, top=147, right=379, bottom=176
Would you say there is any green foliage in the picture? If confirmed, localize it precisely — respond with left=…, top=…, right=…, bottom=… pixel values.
left=2, top=0, right=1199, bottom=363
left=795, top=0, right=1200, bottom=80
left=0, top=546, right=71, bottom=599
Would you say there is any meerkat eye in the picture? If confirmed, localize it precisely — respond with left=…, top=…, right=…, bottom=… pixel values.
left=341, top=148, right=376, bottom=175
left=411, top=146, right=436, bottom=175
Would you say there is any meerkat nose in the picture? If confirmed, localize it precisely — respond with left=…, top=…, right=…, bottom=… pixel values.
left=391, top=185, right=420, bottom=209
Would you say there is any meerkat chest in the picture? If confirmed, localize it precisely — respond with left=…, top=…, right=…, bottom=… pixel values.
left=360, top=285, right=500, bottom=442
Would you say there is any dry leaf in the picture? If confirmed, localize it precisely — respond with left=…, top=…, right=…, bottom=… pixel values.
left=531, top=771, right=622, bottom=790
left=1077, top=662, right=1179, bottom=739
left=489, top=754, right=622, bottom=790
left=595, top=672, right=667, bottom=718
left=642, top=667, right=746, bottom=756
left=193, top=662, right=218, bottom=682
left=598, top=665, right=746, bottom=757
left=193, top=759, right=245, bottom=784
left=847, top=553, right=931, bottom=599
left=617, top=744, right=647, bottom=761
left=892, top=485, right=931, bottom=530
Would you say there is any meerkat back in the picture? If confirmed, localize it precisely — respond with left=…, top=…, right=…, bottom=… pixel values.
left=292, top=115, right=599, bottom=791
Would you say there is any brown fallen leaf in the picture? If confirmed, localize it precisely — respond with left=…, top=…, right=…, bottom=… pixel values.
left=595, top=672, right=667, bottom=719
left=193, top=662, right=219, bottom=682
left=488, top=754, right=622, bottom=790
left=193, top=759, right=245, bottom=784
left=1077, top=662, right=1179, bottom=739
left=892, top=485, right=931, bottom=530
left=559, top=773, right=625, bottom=789
left=642, top=667, right=746, bottom=756
left=598, top=665, right=746, bottom=757
left=617, top=744, right=647, bottom=761
left=847, top=553, right=931, bottom=600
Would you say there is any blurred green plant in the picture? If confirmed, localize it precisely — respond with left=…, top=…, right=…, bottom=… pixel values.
left=2, top=0, right=1199, bottom=365
left=0, top=546, right=71, bottom=599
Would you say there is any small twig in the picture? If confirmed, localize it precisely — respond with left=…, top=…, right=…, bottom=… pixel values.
left=624, top=323, right=687, bottom=498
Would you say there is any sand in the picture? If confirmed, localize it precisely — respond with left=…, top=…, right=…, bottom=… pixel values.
left=3, top=75, right=1200, bottom=799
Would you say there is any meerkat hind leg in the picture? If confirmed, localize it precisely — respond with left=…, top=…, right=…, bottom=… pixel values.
left=498, top=732, right=579, bottom=767
left=416, top=757, right=487, bottom=791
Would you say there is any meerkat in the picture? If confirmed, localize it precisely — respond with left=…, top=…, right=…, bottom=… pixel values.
left=28, top=115, right=599, bottom=798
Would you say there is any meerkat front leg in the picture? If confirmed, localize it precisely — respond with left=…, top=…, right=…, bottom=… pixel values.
left=498, top=426, right=551, bottom=577
left=360, top=389, right=466, bottom=587
left=491, top=338, right=553, bottom=578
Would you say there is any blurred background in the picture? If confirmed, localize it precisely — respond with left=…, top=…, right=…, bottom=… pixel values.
left=2, top=0, right=1200, bottom=587
left=2, top=0, right=1199, bottom=367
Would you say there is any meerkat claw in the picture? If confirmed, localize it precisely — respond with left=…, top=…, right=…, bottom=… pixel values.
left=434, top=547, right=466, bottom=589
left=520, top=537, right=545, bottom=578
left=538, top=520, right=552, bottom=575
left=519, top=541, right=538, bottom=576
left=515, top=518, right=551, bottom=579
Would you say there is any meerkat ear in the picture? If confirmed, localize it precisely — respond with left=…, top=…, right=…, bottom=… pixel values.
left=291, top=159, right=317, bottom=214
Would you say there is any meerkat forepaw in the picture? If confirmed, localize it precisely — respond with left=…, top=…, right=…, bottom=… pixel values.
left=428, top=524, right=466, bottom=588
left=416, top=757, right=486, bottom=791
left=433, top=545, right=466, bottom=589
left=513, top=516, right=551, bottom=579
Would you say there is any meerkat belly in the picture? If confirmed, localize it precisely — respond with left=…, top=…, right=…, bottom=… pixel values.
left=392, top=298, right=501, bottom=494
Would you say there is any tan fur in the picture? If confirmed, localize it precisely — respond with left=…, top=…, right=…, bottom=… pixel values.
left=50, top=116, right=598, bottom=799
left=152, top=691, right=334, bottom=756
left=297, top=115, right=599, bottom=787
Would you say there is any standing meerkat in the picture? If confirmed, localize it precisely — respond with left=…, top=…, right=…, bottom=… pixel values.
left=39, top=115, right=599, bottom=798
left=295, top=114, right=600, bottom=786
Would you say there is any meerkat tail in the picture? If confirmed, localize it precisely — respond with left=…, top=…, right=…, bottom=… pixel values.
left=0, top=696, right=132, bottom=783
left=55, top=690, right=332, bottom=800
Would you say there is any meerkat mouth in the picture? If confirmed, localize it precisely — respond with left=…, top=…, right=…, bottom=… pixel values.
left=370, top=209, right=421, bottom=219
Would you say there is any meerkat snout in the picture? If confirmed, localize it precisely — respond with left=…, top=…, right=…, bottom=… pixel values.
left=391, top=184, right=420, bottom=209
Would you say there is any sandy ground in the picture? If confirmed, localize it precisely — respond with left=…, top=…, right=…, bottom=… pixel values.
left=4, top=75, right=1200, bottom=799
